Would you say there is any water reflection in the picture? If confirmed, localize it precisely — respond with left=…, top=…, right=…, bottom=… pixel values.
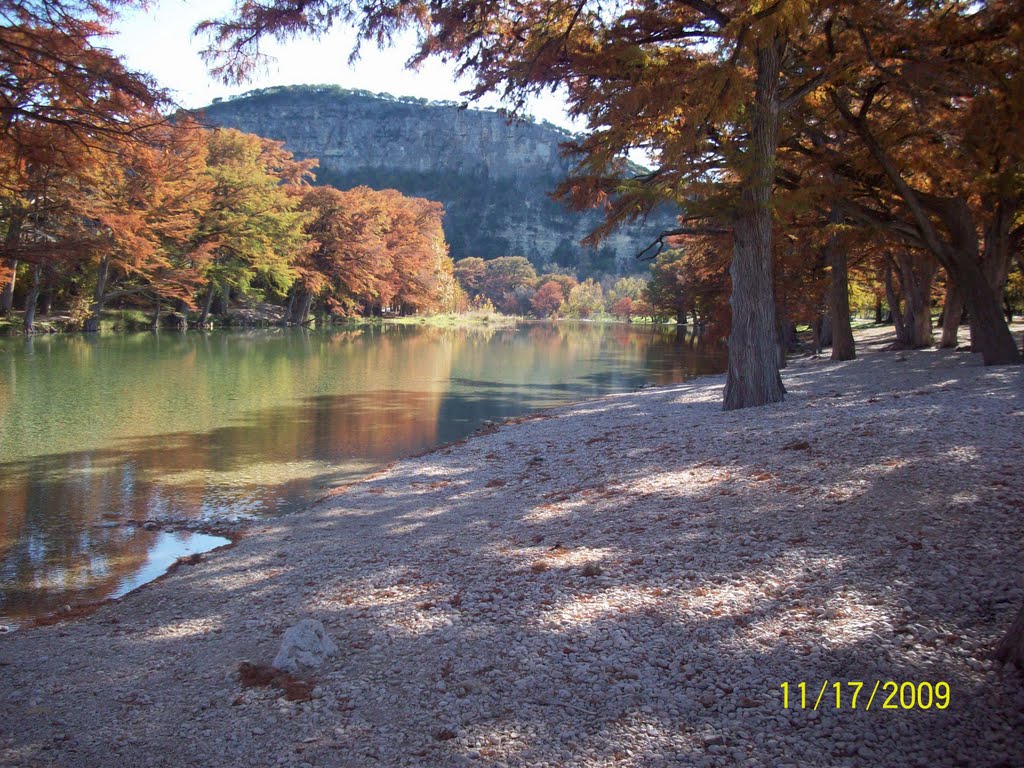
left=0, top=323, right=724, bottom=623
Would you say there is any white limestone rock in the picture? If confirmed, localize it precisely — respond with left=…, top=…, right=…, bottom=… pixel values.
left=272, top=620, right=337, bottom=674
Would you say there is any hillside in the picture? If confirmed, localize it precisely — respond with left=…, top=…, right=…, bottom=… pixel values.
left=199, top=85, right=676, bottom=276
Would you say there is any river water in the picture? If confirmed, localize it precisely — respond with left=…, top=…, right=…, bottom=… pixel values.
left=0, top=322, right=724, bottom=625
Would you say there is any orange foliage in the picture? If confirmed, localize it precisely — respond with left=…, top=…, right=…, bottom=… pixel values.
left=530, top=281, right=565, bottom=318
left=298, top=185, right=455, bottom=316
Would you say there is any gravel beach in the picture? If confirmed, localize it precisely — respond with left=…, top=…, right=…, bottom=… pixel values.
left=2, top=331, right=1023, bottom=767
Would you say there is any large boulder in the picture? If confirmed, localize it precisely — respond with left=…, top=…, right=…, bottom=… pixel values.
left=272, top=619, right=338, bottom=674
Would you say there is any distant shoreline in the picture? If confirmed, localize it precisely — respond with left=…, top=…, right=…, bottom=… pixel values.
left=0, top=309, right=685, bottom=336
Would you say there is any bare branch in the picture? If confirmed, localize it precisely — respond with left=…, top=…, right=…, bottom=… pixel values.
left=636, top=226, right=731, bottom=262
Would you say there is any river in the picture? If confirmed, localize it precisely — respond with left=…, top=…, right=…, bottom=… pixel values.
left=0, top=322, right=724, bottom=626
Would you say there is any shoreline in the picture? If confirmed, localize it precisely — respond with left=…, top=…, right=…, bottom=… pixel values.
left=0, top=309, right=531, bottom=336
left=2, top=329, right=1023, bottom=766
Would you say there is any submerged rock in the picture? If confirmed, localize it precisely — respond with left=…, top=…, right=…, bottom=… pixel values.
left=272, top=619, right=337, bottom=674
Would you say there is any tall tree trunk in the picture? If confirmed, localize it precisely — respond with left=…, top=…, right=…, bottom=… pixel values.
left=151, top=296, right=162, bottom=331
left=294, top=291, right=314, bottom=325
left=939, top=282, right=963, bottom=348
left=894, top=253, right=935, bottom=348
left=812, top=317, right=823, bottom=355
left=981, top=198, right=1014, bottom=303
left=82, top=256, right=109, bottom=333
left=1, top=258, right=17, bottom=313
left=826, top=211, right=855, bottom=360
left=282, top=290, right=297, bottom=326
left=40, top=288, right=52, bottom=316
left=819, top=312, right=833, bottom=349
left=874, top=297, right=883, bottom=324
left=1, top=216, right=23, bottom=313
left=22, top=263, right=41, bottom=334
left=957, top=254, right=1019, bottom=364
left=912, top=197, right=1014, bottom=362
left=198, top=283, right=215, bottom=327
left=723, top=39, right=786, bottom=411
left=884, top=263, right=907, bottom=343
left=969, top=203, right=1015, bottom=352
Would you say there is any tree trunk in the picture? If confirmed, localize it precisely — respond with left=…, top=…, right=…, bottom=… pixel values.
left=939, top=282, right=963, bottom=348
left=893, top=253, right=935, bottom=348
left=884, top=263, right=907, bottom=342
left=82, top=256, right=109, bottom=333
left=981, top=198, right=1014, bottom=304
left=994, top=604, right=1024, bottom=671
left=819, top=312, right=833, bottom=349
left=874, top=297, right=883, bottom=324
left=151, top=297, right=162, bottom=331
left=826, top=211, right=855, bottom=360
left=723, top=38, right=786, bottom=411
left=290, top=290, right=313, bottom=325
left=812, top=317, right=823, bottom=355
left=1, top=258, right=17, bottom=313
left=923, top=198, right=1017, bottom=363
left=1, top=216, right=23, bottom=314
left=812, top=314, right=832, bottom=354
left=40, top=289, right=52, bottom=316
left=282, top=291, right=297, bottom=326
left=22, top=263, right=41, bottom=334
left=948, top=243, right=1019, bottom=365
left=198, top=284, right=215, bottom=327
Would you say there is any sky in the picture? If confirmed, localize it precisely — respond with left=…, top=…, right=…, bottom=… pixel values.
left=108, top=0, right=583, bottom=131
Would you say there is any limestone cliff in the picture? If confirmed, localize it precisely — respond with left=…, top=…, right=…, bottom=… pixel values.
left=199, top=85, right=676, bottom=275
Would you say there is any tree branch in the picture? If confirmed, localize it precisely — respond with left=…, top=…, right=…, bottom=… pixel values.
left=678, top=0, right=730, bottom=26
left=636, top=226, right=731, bottom=262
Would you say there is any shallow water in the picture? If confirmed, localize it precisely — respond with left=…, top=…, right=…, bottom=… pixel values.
left=0, top=322, right=724, bottom=624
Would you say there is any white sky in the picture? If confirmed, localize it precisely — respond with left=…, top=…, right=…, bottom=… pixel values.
left=107, top=0, right=583, bottom=131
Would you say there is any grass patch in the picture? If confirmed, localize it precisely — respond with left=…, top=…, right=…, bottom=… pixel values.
left=99, top=309, right=152, bottom=332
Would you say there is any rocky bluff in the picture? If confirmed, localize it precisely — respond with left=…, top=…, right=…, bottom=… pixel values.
left=200, top=85, right=675, bottom=275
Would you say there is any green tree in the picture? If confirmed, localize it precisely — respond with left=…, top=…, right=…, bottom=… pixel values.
left=453, top=256, right=486, bottom=297
left=196, top=128, right=314, bottom=325
left=562, top=279, right=604, bottom=319
left=481, top=256, right=537, bottom=314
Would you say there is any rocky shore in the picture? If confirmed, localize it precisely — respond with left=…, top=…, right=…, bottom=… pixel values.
left=2, top=333, right=1023, bottom=767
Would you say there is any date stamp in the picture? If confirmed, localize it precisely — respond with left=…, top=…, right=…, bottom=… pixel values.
left=779, top=681, right=950, bottom=710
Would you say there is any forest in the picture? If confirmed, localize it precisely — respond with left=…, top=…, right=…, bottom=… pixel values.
left=0, top=113, right=461, bottom=332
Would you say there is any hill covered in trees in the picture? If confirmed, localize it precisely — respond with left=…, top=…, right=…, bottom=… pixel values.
left=199, top=85, right=674, bottom=277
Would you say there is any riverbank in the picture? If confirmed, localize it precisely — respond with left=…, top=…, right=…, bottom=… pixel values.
left=2, top=329, right=1023, bottom=767
left=0, top=305, right=523, bottom=335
